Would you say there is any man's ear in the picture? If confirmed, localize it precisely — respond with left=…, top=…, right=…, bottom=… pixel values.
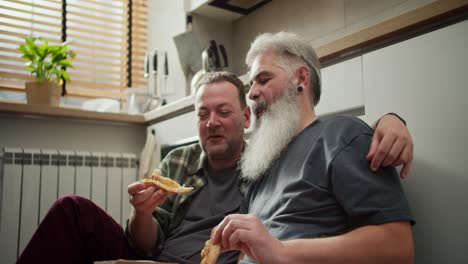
left=244, top=106, right=251, bottom=129
left=297, top=65, right=310, bottom=88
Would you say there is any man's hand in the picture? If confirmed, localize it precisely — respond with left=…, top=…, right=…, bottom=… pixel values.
left=127, top=181, right=168, bottom=251
left=128, top=181, right=168, bottom=216
left=367, top=114, right=413, bottom=178
left=212, top=214, right=285, bottom=264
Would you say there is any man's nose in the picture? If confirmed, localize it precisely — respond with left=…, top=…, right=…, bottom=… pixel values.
left=249, top=85, right=260, bottom=101
left=207, top=114, right=220, bottom=128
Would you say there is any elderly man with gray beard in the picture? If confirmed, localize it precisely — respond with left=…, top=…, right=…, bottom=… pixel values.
left=213, top=32, right=415, bottom=264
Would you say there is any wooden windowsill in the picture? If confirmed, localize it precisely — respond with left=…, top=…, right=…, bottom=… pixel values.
left=0, top=100, right=147, bottom=125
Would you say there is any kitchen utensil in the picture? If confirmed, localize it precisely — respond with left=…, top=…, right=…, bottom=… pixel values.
left=190, top=48, right=210, bottom=94
left=218, top=44, right=228, bottom=68
left=209, top=40, right=221, bottom=69
left=152, top=49, right=158, bottom=96
left=173, top=31, right=203, bottom=76
left=125, top=88, right=161, bottom=115
left=163, top=51, right=168, bottom=95
left=190, top=40, right=230, bottom=94
left=144, top=52, right=149, bottom=79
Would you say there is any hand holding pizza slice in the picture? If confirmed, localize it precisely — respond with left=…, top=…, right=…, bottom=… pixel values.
left=200, top=227, right=221, bottom=264
left=142, top=169, right=194, bottom=194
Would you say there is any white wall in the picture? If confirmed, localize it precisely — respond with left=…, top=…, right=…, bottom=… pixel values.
left=0, top=116, right=146, bottom=154
left=147, top=0, right=187, bottom=103
left=363, top=20, right=468, bottom=264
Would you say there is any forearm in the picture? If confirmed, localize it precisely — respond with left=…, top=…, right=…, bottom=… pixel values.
left=128, top=209, right=159, bottom=251
left=279, top=222, right=414, bottom=264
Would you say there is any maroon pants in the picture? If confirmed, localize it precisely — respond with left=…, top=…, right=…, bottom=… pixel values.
left=17, top=195, right=138, bottom=264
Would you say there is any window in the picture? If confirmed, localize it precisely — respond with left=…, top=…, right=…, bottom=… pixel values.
left=0, top=0, right=147, bottom=100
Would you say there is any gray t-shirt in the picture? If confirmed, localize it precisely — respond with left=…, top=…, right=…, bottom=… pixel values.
left=156, top=166, right=241, bottom=264
left=241, top=116, right=414, bottom=263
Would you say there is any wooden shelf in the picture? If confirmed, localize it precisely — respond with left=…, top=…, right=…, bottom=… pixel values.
left=144, top=95, right=195, bottom=124
left=0, top=100, right=146, bottom=125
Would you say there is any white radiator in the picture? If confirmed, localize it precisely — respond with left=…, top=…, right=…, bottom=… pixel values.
left=0, top=148, right=139, bottom=263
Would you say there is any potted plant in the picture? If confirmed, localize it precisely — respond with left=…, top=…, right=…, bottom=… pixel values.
left=18, top=36, right=76, bottom=106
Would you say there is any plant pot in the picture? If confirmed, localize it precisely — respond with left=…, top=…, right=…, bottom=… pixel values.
left=25, top=81, right=61, bottom=107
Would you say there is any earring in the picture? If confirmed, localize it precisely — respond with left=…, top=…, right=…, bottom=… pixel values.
left=297, top=86, right=303, bottom=92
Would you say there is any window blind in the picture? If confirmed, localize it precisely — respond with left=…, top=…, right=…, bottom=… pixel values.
left=130, top=0, right=147, bottom=89
left=0, top=0, right=62, bottom=92
left=66, top=0, right=127, bottom=99
left=0, top=0, right=147, bottom=100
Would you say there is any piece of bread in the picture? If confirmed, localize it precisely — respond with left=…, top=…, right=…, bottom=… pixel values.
left=142, top=169, right=193, bottom=194
left=200, top=239, right=221, bottom=264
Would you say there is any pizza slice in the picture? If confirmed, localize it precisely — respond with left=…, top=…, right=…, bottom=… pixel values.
left=142, top=169, right=194, bottom=194
left=200, top=238, right=221, bottom=264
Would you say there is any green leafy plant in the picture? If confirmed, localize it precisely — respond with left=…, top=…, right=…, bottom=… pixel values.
left=18, top=36, right=76, bottom=84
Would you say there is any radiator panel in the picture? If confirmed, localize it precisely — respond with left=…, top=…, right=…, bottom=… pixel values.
left=121, top=154, right=138, bottom=225
left=75, top=151, right=91, bottom=199
left=0, top=149, right=23, bottom=263
left=107, top=153, right=123, bottom=225
left=91, top=153, right=107, bottom=211
left=0, top=148, right=139, bottom=262
left=58, top=150, right=75, bottom=197
left=39, top=150, right=59, bottom=223
left=18, top=149, right=41, bottom=255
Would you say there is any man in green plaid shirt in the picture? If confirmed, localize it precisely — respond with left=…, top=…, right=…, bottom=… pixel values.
left=127, top=72, right=252, bottom=263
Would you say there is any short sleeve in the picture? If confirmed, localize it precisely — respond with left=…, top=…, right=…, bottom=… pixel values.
left=330, top=134, right=414, bottom=228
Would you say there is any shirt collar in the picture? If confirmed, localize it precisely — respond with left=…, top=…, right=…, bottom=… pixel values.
left=186, top=149, right=207, bottom=176
left=186, top=141, right=248, bottom=176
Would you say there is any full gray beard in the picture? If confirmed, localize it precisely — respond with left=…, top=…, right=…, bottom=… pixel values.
left=241, top=87, right=301, bottom=182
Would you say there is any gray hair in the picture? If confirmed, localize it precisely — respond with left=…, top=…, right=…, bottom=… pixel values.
left=246, top=31, right=322, bottom=105
left=196, top=71, right=247, bottom=108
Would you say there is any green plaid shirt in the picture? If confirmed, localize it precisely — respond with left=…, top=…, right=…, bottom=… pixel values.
left=127, top=142, right=248, bottom=258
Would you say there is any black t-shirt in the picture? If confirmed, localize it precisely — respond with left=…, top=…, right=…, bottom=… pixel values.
left=156, top=166, right=241, bottom=264
left=241, top=116, right=414, bottom=263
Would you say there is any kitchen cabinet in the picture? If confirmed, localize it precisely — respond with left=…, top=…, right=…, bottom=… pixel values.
left=185, top=0, right=270, bottom=21
left=317, top=56, right=364, bottom=117
left=363, top=20, right=468, bottom=264
left=186, top=0, right=242, bottom=21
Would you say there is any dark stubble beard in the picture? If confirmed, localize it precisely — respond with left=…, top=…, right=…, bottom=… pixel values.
left=240, top=84, right=301, bottom=181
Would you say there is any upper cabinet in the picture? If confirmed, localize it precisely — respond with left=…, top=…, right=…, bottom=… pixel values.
left=184, top=0, right=271, bottom=21
left=316, top=56, right=364, bottom=117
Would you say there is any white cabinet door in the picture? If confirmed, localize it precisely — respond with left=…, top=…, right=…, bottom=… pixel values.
left=317, top=56, right=364, bottom=117
left=363, top=20, right=468, bottom=264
